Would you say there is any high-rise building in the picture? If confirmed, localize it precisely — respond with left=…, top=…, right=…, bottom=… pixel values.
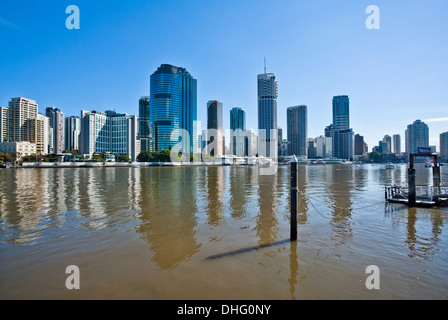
left=382, top=135, right=391, bottom=154
left=150, top=64, right=197, bottom=153
left=440, top=131, right=448, bottom=162
left=405, top=120, right=429, bottom=156
left=257, top=70, right=278, bottom=158
left=0, top=98, right=51, bottom=155
left=206, top=100, right=223, bottom=156
left=230, top=107, right=246, bottom=156
left=80, top=110, right=140, bottom=161
left=354, top=134, right=365, bottom=155
left=138, top=96, right=152, bottom=152
left=393, top=134, right=401, bottom=155
left=6, top=97, right=38, bottom=142
left=287, top=105, right=307, bottom=157
left=332, top=95, right=350, bottom=130
left=46, top=107, right=65, bottom=154
left=65, top=116, right=81, bottom=152
left=27, top=113, right=50, bottom=155
left=331, top=95, right=353, bottom=160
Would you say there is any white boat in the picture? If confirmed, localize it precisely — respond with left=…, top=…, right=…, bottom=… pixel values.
left=385, top=163, right=395, bottom=169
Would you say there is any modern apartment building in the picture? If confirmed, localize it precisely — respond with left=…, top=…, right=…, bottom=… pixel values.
left=80, top=110, right=140, bottom=161
left=65, top=116, right=81, bottom=152
left=46, top=107, right=65, bottom=154
left=405, top=120, right=429, bottom=156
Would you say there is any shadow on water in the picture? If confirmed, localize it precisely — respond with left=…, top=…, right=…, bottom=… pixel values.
left=205, top=238, right=291, bottom=260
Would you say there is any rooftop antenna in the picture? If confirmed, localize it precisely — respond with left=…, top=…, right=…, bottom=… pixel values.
left=264, top=57, right=267, bottom=73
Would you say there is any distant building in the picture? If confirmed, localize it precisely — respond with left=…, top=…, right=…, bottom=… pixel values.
left=307, top=138, right=316, bottom=158
left=244, top=129, right=258, bottom=157
left=0, top=141, right=36, bottom=159
left=230, top=107, right=246, bottom=157
left=65, top=116, right=81, bottom=152
left=258, top=70, right=278, bottom=158
left=405, top=120, right=429, bottom=156
left=27, top=113, right=50, bottom=155
left=138, top=96, right=152, bottom=152
left=354, top=134, right=366, bottom=155
left=393, top=134, right=401, bottom=155
left=46, top=107, right=65, bottom=154
left=287, top=105, right=307, bottom=157
left=150, top=64, right=197, bottom=153
left=315, top=135, right=332, bottom=158
left=206, top=100, right=224, bottom=156
left=331, top=96, right=353, bottom=160
left=440, top=131, right=448, bottom=162
left=80, top=110, right=140, bottom=161
left=1, top=97, right=38, bottom=143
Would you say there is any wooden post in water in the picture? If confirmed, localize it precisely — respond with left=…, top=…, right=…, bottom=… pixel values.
left=408, top=155, right=416, bottom=207
left=290, top=155, right=298, bottom=241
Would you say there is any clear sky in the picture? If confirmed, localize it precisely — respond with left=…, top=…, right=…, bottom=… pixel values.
left=1, top=0, right=447, bottom=150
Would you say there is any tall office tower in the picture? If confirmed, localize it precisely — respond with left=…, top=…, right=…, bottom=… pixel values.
left=206, top=100, right=223, bottom=156
left=138, top=96, right=152, bottom=152
left=393, top=134, right=401, bottom=155
left=6, top=97, right=38, bottom=142
left=354, top=134, right=365, bottom=155
left=440, top=131, right=448, bottom=162
left=257, top=69, right=278, bottom=158
left=332, top=95, right=350, bottom=130
left=230, top=107, right=246, bottom=156
left=45, top=107, right=65, bottom=154
left=287, top=105, right=307, bottom=157
left=382, top=135, right=391, bottom=154
left=331, top=95, right=353, bottom=160
left=150, top=64, right=197, bottom=153
left=26, top=113, right=49, bottom=155
left=80, top=110, right=140, bottom=161
left=405, top=119, right=429, bottom=156
left=65, top=116, right=81, bottom=152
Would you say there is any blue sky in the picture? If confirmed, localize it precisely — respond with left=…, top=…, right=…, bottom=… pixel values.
left=1, top=0, right=447, bottom=150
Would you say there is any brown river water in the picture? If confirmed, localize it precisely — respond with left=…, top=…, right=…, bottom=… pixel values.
left=0, top=163, right=447, bottom=299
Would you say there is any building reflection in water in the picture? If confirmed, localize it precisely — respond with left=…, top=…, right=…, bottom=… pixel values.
left=255, top=169, right=280, bottom=246
left=204, top=166, right=225, bottom=226
left=134, top=167, right=200, bottom=270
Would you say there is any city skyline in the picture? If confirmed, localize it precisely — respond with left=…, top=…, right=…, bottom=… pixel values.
left=0, top=0, right=447, bottom=150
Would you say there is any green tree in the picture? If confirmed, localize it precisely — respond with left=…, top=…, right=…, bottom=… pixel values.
left=369, top=151, right=382, bottom=163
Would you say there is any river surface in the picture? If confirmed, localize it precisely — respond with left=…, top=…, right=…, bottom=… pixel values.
left=0, top=163, right=447, bottom=299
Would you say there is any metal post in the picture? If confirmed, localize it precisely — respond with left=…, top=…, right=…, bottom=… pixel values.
left=290, top=155, right=298, bottom=241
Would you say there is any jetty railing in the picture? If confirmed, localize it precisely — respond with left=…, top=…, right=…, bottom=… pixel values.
left=385, top=185, right=448, bottom=202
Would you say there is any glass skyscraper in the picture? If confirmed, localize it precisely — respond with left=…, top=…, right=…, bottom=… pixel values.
left=332, top=95, right=350, bottom=130
left=331, top=95, right=354, bottom=160
left=230, top=107, right=246, bottom=156
left=150, top=64, right=197, bottom=153
left=257, top=72, right=278, bottom=158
